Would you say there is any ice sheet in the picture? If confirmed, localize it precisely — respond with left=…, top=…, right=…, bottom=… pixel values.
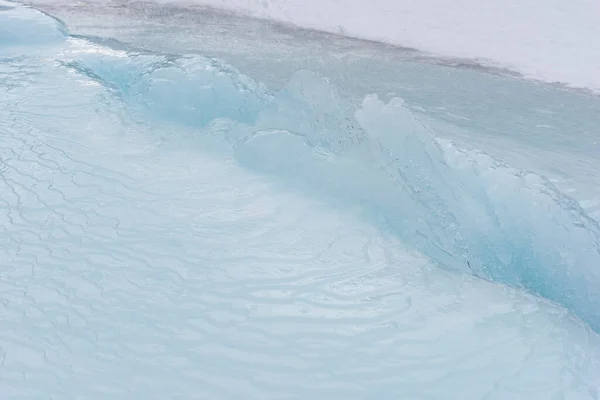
left=2, top=3, right=600, bottom=398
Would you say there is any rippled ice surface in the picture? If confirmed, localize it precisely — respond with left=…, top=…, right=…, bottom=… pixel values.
left=2, top=2, right=600, bottom=399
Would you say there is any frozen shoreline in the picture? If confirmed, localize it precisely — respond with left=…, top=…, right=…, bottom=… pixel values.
left=23, top=0, right=600, bottom=93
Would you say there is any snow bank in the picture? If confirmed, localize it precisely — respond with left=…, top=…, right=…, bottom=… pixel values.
left=113, top=0, right=600, bottom=92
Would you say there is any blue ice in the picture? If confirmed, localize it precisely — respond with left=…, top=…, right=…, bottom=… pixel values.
left=1, top=2, right=600, bottom=399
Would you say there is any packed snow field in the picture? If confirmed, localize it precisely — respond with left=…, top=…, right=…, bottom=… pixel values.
left=24, top=0, right=600, bottom=92
left=2, top=1, right=600, bottom=399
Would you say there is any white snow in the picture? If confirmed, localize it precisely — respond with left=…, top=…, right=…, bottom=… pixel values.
left=110, top=0, right=600, bottom=92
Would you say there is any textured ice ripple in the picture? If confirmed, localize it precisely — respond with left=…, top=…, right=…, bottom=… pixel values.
left=2, top=110, right=600, bottom=398
left=2, top=2, right=600, bottom=399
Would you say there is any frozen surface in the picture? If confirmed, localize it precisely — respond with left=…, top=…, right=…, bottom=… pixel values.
left=24, top=0, right=600, bottom=92
left=2, top=2, right=600, bottom=399
left=21, top=0, right=600, bottom=221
